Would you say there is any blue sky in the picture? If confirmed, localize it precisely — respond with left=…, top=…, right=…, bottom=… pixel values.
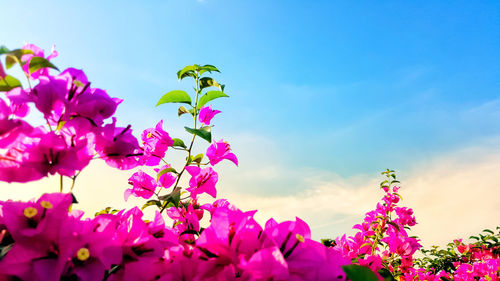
left=1, top=1, right=499, bottom=243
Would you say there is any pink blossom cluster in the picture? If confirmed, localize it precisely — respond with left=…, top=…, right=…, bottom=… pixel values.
left=0, top=44, right=142, bottom=183
left=0, top=193, right=350, bottom=280
left=335, top=183, right=421, bottom=278
left=0, top=47, right=354, bottom=280
left=125, top=122, right=237, bottom=201
left=334, top=172, right=500, bottom=280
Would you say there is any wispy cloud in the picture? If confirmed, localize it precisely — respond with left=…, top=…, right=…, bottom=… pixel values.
left=1, top=134, right=499, bottom=248
left=467, top=97, right=500, bottom=116
left=218, top=135, right=500, bottom=247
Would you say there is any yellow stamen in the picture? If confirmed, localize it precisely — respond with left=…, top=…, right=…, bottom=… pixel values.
left=40, top=201, right=53, bottom=209
left=296, top=234, right=305, bottom=243
left=23, top=207, right=38, bottom=218
left=76, top=248, right=90, bottom=261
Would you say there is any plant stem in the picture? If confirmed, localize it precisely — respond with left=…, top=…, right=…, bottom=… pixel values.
left=159, top=71, right=202, bottom=213
left=70, top=171, right=81, bottom=192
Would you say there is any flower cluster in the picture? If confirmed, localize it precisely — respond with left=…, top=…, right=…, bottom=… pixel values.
left=0, top=49, right=354, bottom=280
left=0, top=192, right=350, bottom=280
left=0, top=44, right=141, bottom=185
left=2, top=44, right=498, bottom=281
left=334, top=170, right=421, bottom=279
left=334, top=170, right=500, bottom=280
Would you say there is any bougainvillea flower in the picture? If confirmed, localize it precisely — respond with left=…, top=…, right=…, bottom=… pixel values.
left=185, top=166, right=218, bottom=198
left=23, top=131, right=92, bottom=177
left=0, top=154, right=45, bottom=183
left=95, top=118, right=141, bottom=170
left=146, top=211, right=179, bottom=246
left=0, top=130, right=92, bottom=182
left=195, top=205, right=263, bottom=279
left=58, top=67, right=89, bottom=90
left=166, top=204, right=201, bottom=238
left=72, top=88, right=122, bottom=126
left=140, top=120, right=174, bottom=166
left=286, top=239, right=350, bottom=281
left=30, top=75, right=68, bottom=119
left=114, top=207, right=165, bottom=260
left=0, top=193, right=72, bottom=241
left=394, top=207, right=416, bottom=226
left=4, top=87, right=31, bottom=118
left=241, top=246, right=290, bottom=280
left=0, top=117, right=33, bottom=149
left=206, top=139, right=238, bottom=166
left=198, top=105, right=221, bottom=125
left=0, top=60, right=6, bottom=79
left=124, top=170, right=158, bottom=201
left=200, top=199, right=234, bottom=216
left=155, top=164, right=176, bottom=189
left=21, top=43, right=58, bottom=79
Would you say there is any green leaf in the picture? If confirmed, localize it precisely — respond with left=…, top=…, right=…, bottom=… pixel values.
left=378, top=268, right=396, bottom=281
left=342, top=265, right=380, bottom=281
left=159, top=187, right=181, bottom=207
left=172, top=138, right=187, bottom=148
left=178, top=106, right=190, bottom=116
left=5, top=49, right=34, bottom=69
left=192, top=153, right=204, bottom=163
left=177, top=65, right=198, bottom=80
left=0, top=46, right=10, bottom=55
left=28, top=56, right=59, bottom=74
left=5, top=55, right=17, bottom=69
left=94, top=207, right=120, bottom=216
left=483, top=229, right=494, bottom=234
left=387, top=221, right=400, bottom=231
left=184, top=126, right=212, bottom=143
left=197, top=91, right=229, bottom=109
left=198, top=64, right=220, bottom=75
left=0, top=243, right=13, bottom=260
left=157, top=167, right=177, bottom=181
left=188, top=108, right=196, bottom=116
left=0, top=75, right=22, bottom=91
left=156, top=90, right=192, bottom=106
left=199, top=77, right=224, bottom=91
left=141, top=200, right=162, bottom=211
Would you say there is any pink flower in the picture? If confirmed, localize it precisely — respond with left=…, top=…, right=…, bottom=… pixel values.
left=21, top=44, right=58, bottom=79
left=140, top=120, right=174, bottom=166
left=241, top=246, right=290, bottom=280
left=0, top=60, right=6, bottom=79
left=155, top=164, right=176, bottom=189
left=124, top=170, right=158, bottom=201
left=185, top=166, right=218, bottom=199
left=71, top=87, right=121, bottom=126
left=30, top=75, right=68, bottom=119
left=12, top=131, right=92, bottom=178
left=95, top=118, right=141, bottom=170
left=166, top=204, right=201, bottom=241
left=206, top=139, right=238, bottom=166
left=198, top=106, right=221, bottom=125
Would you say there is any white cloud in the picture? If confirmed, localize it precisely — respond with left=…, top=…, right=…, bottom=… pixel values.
left=218, top=135, right=500, bottom=248
left=1, top=134, right=499, bottom=249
